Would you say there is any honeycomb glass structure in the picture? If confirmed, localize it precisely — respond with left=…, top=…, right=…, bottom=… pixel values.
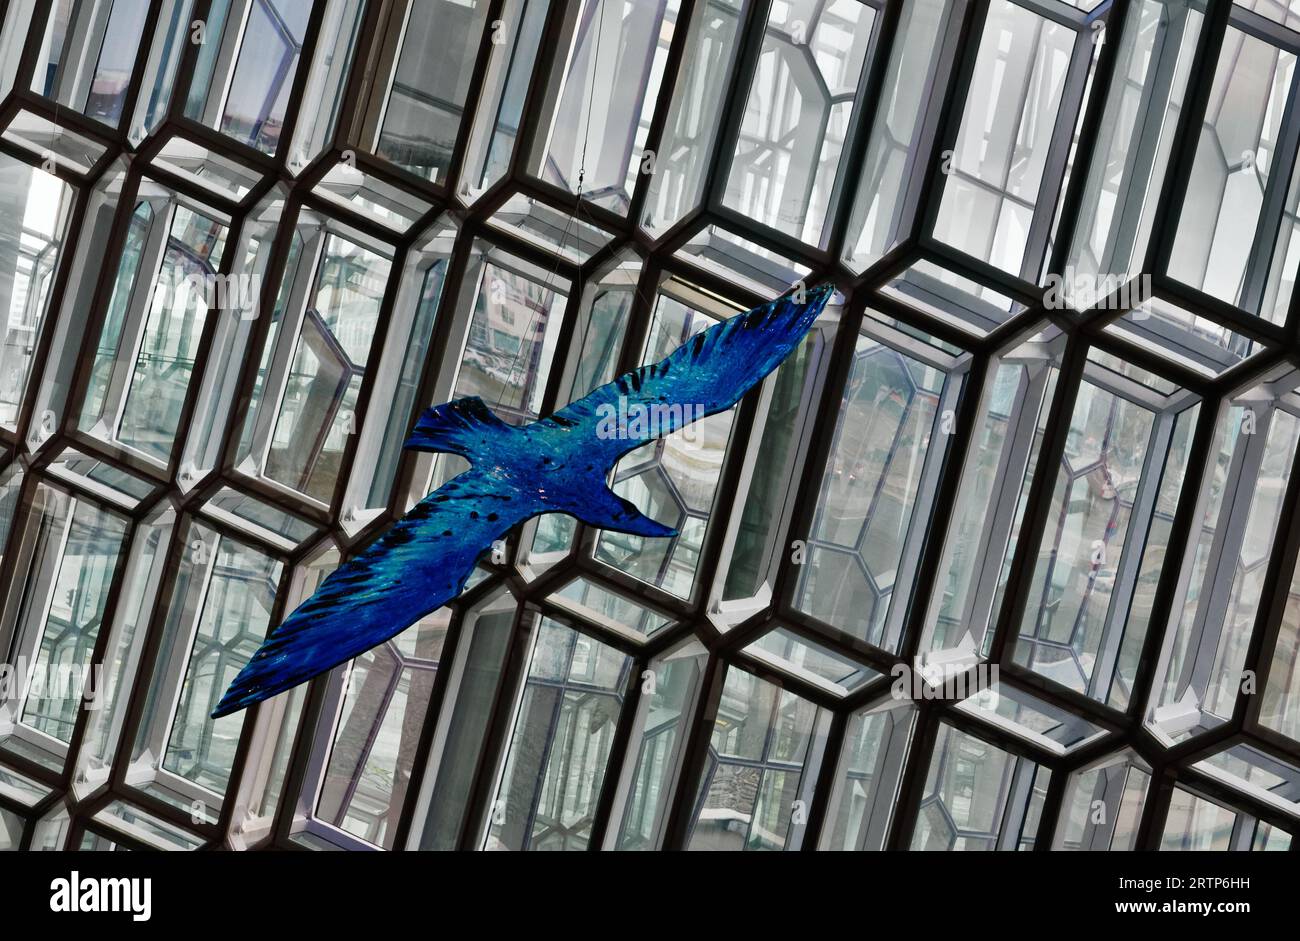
left=0, top=0, right=1297, bottom=853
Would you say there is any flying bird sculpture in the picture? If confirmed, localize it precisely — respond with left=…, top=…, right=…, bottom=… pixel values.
left=213, top=284, right=834, bottom=717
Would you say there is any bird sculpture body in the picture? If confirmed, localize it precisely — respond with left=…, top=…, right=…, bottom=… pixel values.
left=213, top=284, right=834, bottom=717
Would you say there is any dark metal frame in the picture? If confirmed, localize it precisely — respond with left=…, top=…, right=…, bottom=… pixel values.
left=0, top=0, right=1295, bottom=852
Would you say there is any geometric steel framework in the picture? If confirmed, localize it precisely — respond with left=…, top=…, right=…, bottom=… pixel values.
left=0, top=0, right=1297, bottom=852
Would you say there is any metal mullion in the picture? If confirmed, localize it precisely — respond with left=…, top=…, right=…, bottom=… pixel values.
left=322, top=654, right=404, bottom=828
left=936, top=695, right=1068, bottom=774
left=387, top=601, right=473, bottom=848
left=909, top=0, right=990, bottom=248
left=1088, top=409, right=1172, bottom=706
left=1081, top=322, right=1215, bottom=397
left=501, top=0, right=576, bottom=187
left=319, top=240, right=411, bottom=524
left=816, top=0, right=897, bottom=262
left=1233, top=398, right=1300, bottom=734
left=296, top=189, right=409, bottom=247
left=158, top=208, right=252, bottom=480
left=9, top=489, right=139, bottom=778
left=507, top=172, right=628, bottom=236
left=863, top=288, right=990, bottom=361
left=621, top=0, right=700, bottom=228
left=188, top=536, right=302, bottom=845
left=1171, top=763, right=1300, bottom=839
left=1143, top=0, right=1233, bottom=279
left=104, top=198, right=179, bottom=447
left=568, top=258, right=675, bottom=575
left=1122, top=393, right=1217, bottom=732
left=798, top=706, right=846, bottom=850
left=1239, top=45, right=1300, bottom=315
left=917, top=241, right=1045, bottom=310
left=961, top=355, right=1054, bottom=642
left=726, top=649, right=847, bottom=714
left=687, top=359, right=771, bottom=613
left=882, top=699, right=941, bottom=849
left=987, top=337, right=1090, bottom=667
left=702, top=202, right=834, bottom=274
left=655, top=251, right=777, bottom=314
left=1178, top=402, right=1270, bottom=704
left=11, top=87, right=124, bottom=149
left=10, top=0, right=56, bottom=102
left=453, top=599, right=537, bottom=850
left=1229, top=1, right=1300, bottom=52
left=159, top=113, right=281, bottom=176
left=341, top=0, right=409, bottom=156
left=767, top=287, right=867, bottom=617
left=133, top=159, right=247, bottom=219
left=463, top=211, right=584, bottom=286
left=0, top=131, right=90, bottom=193
left=831, top=704, right=913, bottom=850
left=658, top=653, right=728, bottom=848
left=243, top=221, right=324, bottom=475
left=880, top=368, right=962, bottom=653
left=1081, top=352, right=1173, bottom=411
left=436, top=0, right=508, bottom=196
left=568, top=542, right=698, bottom=622
left=379, top=222, right=479, bottom=524
left=107, top=0, right=169, bottom=148
left=54, top=164, right=155, bottom=455
left=585, top=653, right=645, bottom=849
left=699, top=0, right=773, bottom=220
left=1021, top=16, right=1098, bottom=283
left=199, top=0, right=254, bottom=129
left=529, top=596, right=659, bottom=660
left=1146, top=277, right=1290, bottom=353
left=531, top=240, right=608, bottom=422
left=996, top=756, right=1038, bottom=849
left=97, top=506, right=203, bottom=814
left=1039, top=0, right=1134, bottom=274
left=273, top=644, right=363, bottom=848
left=1094, top=0, right=1189, bottom=280
left=5, top=150, right=94, bottom=447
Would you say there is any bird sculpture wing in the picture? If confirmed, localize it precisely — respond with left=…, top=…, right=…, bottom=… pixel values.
left=212, top=469, right=527, bottom=717
left=539, top=283, right=834, bottom=466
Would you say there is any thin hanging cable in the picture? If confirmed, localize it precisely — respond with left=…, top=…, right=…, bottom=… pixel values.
left=502, top=0, right=608, bottom=416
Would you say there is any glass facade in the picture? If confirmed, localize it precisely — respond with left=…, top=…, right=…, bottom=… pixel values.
left=0, top=0, right=1296, bottom=853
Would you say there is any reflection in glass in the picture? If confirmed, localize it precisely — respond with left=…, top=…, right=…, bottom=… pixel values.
left=933, top=0, right=1089, bottom=277
left=31, top=0, right=150, bottom=126
left=821, top=701, right=914, bottom=850
left=317, top=611, right=449, bottom=849
left=723, top=0, right=877, bottom=246
left=1013, top=372, right=1196, bottom=704
left=128, top=521, right=282, bottom=815
left=1151, top=383, right=1300, bottom=743
left=185, top=0, right=313, bottom=154
left=911, top=724, right=1048, bottom=850
left=485, top=619, right=629, bottom=850
left=80, top=195, right=229, bottom=465
left=686, top=667, right=824, bottom=851
left=795, top=332, right=955, bottom=649
left=0, top=154, right=75, bottom=429
left=1056, top=752, right=1149, bottom=851
left=238, top=225, right=393, bottom=506
left=373, top=0, right=491, bottom=182
left=2, top=486, right=127, bottom=755
left=537, top=0, right=682, bottom=213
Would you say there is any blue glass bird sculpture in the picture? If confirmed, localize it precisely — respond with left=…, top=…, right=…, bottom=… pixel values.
left=212, top=284, right=834, bottom=717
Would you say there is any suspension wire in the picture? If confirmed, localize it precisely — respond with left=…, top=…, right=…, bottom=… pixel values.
left=502, top=0, right=608, bottom=415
